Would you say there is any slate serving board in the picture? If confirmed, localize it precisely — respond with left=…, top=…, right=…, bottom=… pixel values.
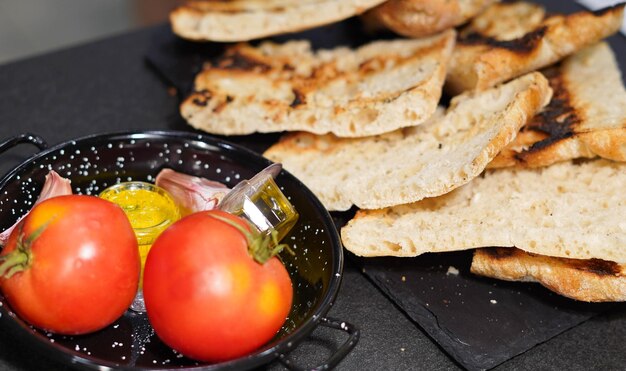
left=145, top=1, right=626, bottom=369
left=354, top=252, right=613, bottom=370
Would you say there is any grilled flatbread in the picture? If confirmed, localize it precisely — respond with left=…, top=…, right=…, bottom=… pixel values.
left=471, top=247, right=626, bottom=302
left=181, top=31, right=455, bottom=137
left=446, top=2, right=625, bottom=94
left=341, top=160, right=626, bottom=262
left=490, top=42, right=626, bottom=168
left=364, top=0, right=498, bottom=38
left=170, top=0, right=388, bottom=42
left=264, top=72, right=551, bottom=211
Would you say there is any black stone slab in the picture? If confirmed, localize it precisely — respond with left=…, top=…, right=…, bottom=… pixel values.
left=142, top=1, right=626, bottom=370
left=356, top=252, right=613, bottom=370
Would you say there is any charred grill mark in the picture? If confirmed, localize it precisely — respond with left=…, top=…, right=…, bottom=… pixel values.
left=311, top=61, right=342, bottom=82
left=213, top=95, right=234, bottom=113
left=290, top=89, right=306, bottom=108
left=191, top=89, right=212, bottom=107
left=592, top=3, right=625, bottom=17
left=214, top=49, right=271, bottom=73
left=572, top=157, right=595, bottom=165
left=568, top=258, right=622, bottom=276
left=486, top=248, right=623, bottom=276
left=359, top=57, right=386, bottom=74
left=459, top=27, right=547, bottom=53
left=482, top=247, right=516, bottom=259
left=514, top=68, right=580, bottom=161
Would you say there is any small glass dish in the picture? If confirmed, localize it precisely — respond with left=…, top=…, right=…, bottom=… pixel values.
left=99, top=181, right=180, bottom=312
left=219, top=163, right=299, bottom=244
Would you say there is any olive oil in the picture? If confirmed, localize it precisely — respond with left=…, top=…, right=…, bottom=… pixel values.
left=240, top=177, right=298, bottom=242
left=99, top=181, right=180, bottom=312
left=219, top=164, right=298, bottom=244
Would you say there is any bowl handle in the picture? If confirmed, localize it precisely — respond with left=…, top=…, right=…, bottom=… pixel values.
left=0, top=133, right=48, bottom=155
left=279, top=317, right=360, bottom=371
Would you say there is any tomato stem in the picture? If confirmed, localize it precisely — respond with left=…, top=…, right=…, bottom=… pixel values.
left=0, top=251, right=29, bottom=278
left=207, top=213, right=293, bottom=264
left=0, top=223, right=44, bottom=279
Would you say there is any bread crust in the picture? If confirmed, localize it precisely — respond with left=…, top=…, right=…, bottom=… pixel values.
left=264, top=72, right=551, bottom=210
left=341, top=160, right=626, bottom=261
left=365, top=0, right=498, bottom=38
left=471, top=247, right=626, bottom=302
left=170, top=0, right=387, bottom=42
left=446, top=2, right=625, bottom=94
left=181, top=31, right=455, bottom=137
left=490, top=42, right=626, bottom=168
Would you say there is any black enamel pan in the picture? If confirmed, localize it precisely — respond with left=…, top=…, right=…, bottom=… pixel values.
left=0, top=131, right=358, bottom=370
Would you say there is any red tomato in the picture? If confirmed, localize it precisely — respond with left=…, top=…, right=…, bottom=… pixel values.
left=0, top=195, right=140, bottom=335
left=143, top=210, right=293, bottom=362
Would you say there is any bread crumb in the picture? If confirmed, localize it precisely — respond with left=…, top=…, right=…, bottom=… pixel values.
left=446, top=266, right=459, bottom=275
left=490, top=299, right=497, bottom=304
left=401, top=276, right=406, bottom=282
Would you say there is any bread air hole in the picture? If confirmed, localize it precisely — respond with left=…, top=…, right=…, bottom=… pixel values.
left=405, top=110, right=418, bottom=121
left=383, top=241, right=402, bottom=252
left=355, top=108, right=379, bottom=126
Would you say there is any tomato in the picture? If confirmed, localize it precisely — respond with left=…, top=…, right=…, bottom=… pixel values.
left=143, top=210, right=293, bottom=362
left=0, top=195, right=140, bottom=335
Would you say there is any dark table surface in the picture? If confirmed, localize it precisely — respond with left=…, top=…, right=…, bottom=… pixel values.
left=1, top=3, right=626, bottom=370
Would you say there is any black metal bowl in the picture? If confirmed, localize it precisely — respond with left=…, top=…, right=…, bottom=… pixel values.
left=0, top=131, right=357, bottom=370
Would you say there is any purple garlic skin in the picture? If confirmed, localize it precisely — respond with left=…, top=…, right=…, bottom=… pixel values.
left=0, top=170, right=72, bottom=246
left=155, top=168, right=230, bottom=216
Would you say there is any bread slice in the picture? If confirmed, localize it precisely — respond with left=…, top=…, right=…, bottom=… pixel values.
left=181, top=31, right=455, bottom=137
left=170, top=0, right=388, bottom=42
left=341, top=160, right=626, bottom=262
left=471, top=247, right=626, bottom=302
left=363, top=0, right=498, bottom=38
left=264, top=72, right=551, bottom=210
left=446, top=2, right=625, bottom=94
left=490, top=42, right=626, bottom=168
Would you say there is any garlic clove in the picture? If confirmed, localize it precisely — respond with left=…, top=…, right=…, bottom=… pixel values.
left=155, top=168, right=230, bottom=216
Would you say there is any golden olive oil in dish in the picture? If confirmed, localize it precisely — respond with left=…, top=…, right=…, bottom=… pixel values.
left=99, top=182, right=180, bottom=288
